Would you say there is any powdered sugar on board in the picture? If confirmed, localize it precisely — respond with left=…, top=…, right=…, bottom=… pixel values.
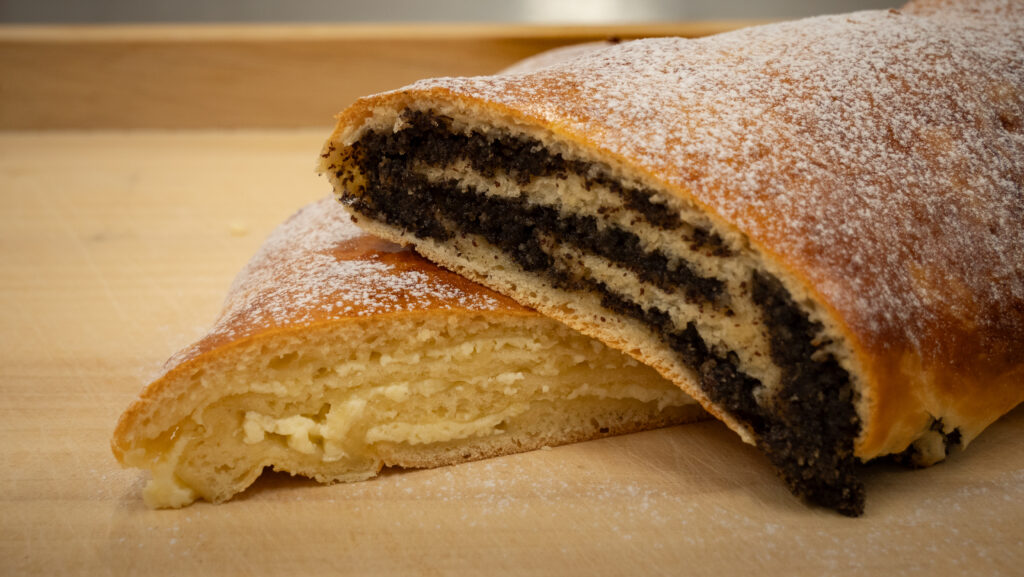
left=160, top=198, right=511, bottom=374
left=402, top=0, right=1023, bottom=363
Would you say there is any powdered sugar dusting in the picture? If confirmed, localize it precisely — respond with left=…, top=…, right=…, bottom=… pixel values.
left=406, top=1, right=1024, bottom=362
left=497, top=41, right=614, bottom=75
left=161, top=198, right=510, bottom=373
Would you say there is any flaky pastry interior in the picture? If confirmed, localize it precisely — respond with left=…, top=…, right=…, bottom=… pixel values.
left=111, top=199, right=702, bottom=507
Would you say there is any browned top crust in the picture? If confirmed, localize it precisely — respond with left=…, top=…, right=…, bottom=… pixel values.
left=326, top=0, right=1024, bottom=458
left=156, top=198, right=530, bottom=378
left=112, top=199, right=532, bottom=455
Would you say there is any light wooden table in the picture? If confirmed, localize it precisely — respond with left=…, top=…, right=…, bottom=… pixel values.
left=1, top=25, right=1022, bottom=577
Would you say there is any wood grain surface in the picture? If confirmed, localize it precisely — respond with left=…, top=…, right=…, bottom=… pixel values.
left=1, top=129, right=1022, bottom=576
left=0, top=22, right=764, bottom=130
left=2, top=21, right=1022, bottom=576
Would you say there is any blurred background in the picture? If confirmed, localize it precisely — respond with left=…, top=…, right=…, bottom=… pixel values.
left=2, top=0, right=897, bottom=24
left=0, top=0, right=901, bottom=130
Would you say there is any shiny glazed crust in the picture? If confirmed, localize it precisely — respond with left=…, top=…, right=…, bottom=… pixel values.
left=319, top=0, right=1024, bottom=475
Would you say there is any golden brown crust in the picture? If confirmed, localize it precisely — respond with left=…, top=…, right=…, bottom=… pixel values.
left=320, top=0, right=1024, bottom=464
left=112, top=199, right=536, bottom=458
left=112, top=198, right=703, bottom=507
left=138, top=207, right=528, bottom=381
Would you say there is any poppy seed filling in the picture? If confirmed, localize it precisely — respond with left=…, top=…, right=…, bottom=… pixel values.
left=339, top=109, right=867, bottom=515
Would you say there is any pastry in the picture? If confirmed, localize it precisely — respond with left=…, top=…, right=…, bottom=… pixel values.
left=319, top=0, right=1024, bottom=515
left=111, top=198, right=703, bottom=508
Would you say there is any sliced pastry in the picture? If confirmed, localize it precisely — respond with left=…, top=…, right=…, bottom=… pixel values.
left=320, top=0, right=1024, bottom=515
left=111, top=198, right=703, bottom=508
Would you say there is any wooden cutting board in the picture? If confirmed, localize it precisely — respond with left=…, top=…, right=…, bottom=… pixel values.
left=2, top=22, right=1023, bottom=576
left=1, top=129, right=1022, bottom=577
